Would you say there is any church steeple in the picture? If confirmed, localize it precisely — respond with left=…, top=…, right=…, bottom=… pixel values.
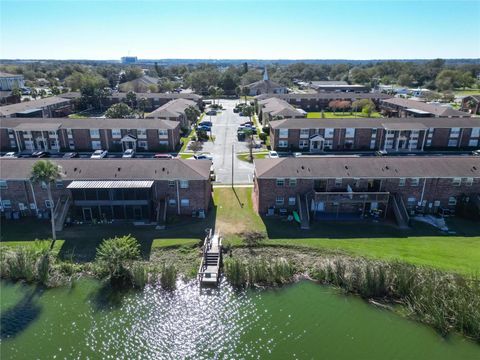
left=263, top=65, right=269, bottom=81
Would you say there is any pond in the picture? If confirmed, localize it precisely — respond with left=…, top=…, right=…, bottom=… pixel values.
left=1, top=279, right=478, bottom=359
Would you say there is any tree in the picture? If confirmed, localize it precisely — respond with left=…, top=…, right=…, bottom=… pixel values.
left=435, top=69, right=461, bottom=91
left=124, top=67, right=144, bottom=82
left=39, top=89, right=47, bottom=98
left=459, top=72, right=474, bottom=90
left=105, top=103, right=134, bottom=118
left=125, top=91, right=137, bottom=108
left=185, top=105, right=200, bottom=125
left=96, top=235, right=141, bottom=287
left=11, top=87, right=22, bottom=102
left=51, top=86, right=60, bottom=95
left=31, top=88, right=38, bottom=100
left=137, top=97, right=148, bottom=118
left=30, top=160, right=62, bottom=247
left=241, top=86, right=250, bottom=104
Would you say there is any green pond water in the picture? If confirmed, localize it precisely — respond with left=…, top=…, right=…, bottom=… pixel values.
left=0, top=279, right=478, bottom=359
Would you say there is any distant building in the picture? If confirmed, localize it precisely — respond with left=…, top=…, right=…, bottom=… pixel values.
left=257, top=97, right=306, bottom=124
left=246, top=66, right=287, bottom=96
left=146, top=98, right=199, bottom=128
left=461, top=95, right=480, bottom=115
left=0, top=72, right=25, bottom=91
left=0, top=97, right=73, bottom=118
left=119, top=75, right=159, bottom=92
left=309, top=81, right=368, bottom=93
left=121, top=56, right=138, bottom=64
left=380, top=98, right=471, bottom=118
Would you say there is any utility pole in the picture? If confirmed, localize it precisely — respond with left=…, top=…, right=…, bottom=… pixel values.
left=231, top=144, right=234, bottom=188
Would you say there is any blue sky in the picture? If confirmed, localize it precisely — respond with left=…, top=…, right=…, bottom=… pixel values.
left=1, top=0, right=479, bottom=60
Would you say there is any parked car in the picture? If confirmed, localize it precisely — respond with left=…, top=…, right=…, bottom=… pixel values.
left=2, top=152, right=17, bottom=159
left=122, top=149, right=136, bottom=158
left=153, top=153, right=173, bottom=159
left=206, top=110, right=217, bottom=116
left=199, top=121, right=212, bottom=127
left=375, top=150, right=387, bottom=156
left=241, top=121, right=254, bottom=126
left=210, top=165, right=216, bottom=181
left=193, top=153, right=213, bottom=160
left=472, top=149, right=480, bottom=156
left=197, top=125, right=211, bottom=132
left=63, top=152, right=79, bottom=158
left=31, top=151, right=50, bottom=158
left=293, top=152, right=302, bottom=158
left=268, top=151, right=279, bottom=159
left=90, top=150, right=108, bottom=159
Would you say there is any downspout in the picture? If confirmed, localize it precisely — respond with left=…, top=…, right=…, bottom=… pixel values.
left=176, top=180, right=180, bottom=215
left=420, top=178, right=427, bottom=206
left=61, top=129, right=68, bottom=150
left=458, top=128, right=464, bottom=149
left=14, top=130, right=22, bottom=152
left=29, top=180, right=38, bottom=215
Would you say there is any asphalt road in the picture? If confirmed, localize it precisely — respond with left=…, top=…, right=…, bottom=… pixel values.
left=202, top=99, right=255, bottom=184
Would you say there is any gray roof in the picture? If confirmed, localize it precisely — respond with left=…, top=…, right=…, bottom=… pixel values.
left=247, top=79, right=284, bottom=91
left=0, top=117, right=180, bottom=130
left=269, top=116, right=480, bottom=130
left=118, top=75, right=160, bottom=91
left=146, top=98, right=197, bottom=118
left=259, top=98, right=305, bottom=118
left=59, top=92, right=202, bottom=101
left=0, top=159, right=212, bottom=181
left=310, top=81, right=348, bottom=86
left=255, top=93, right=392, bottom=101
left=0, top=72, right=23, bottom=78
left=381, top=98, right=471, bottom=117
left=254, top=157, right=480, bottom=179
left=0, top=97, right=71, bottom=117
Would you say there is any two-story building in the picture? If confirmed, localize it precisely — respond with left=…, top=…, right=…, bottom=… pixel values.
left=379, top=98, right=471, bottom=118
left=269, top=117, right=480, bottom=152
left=145, top=98, right=198, bottom=128
left=257, top=97, right=306, bottom=124
left=0, top=96, right=73, bottom=118
left=0, top=117, right=181, bottom=152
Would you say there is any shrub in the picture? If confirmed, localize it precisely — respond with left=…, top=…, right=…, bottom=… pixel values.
left=160, top=263, right=177, bottom=290
left=188, top=141, right=203, bottom=152
left=259, top=133, right=267, bottom=142
left=239, top=231, right=266, bottom=247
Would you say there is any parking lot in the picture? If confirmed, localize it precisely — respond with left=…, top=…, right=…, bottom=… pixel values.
left=201, top=99, right=255, bottom=184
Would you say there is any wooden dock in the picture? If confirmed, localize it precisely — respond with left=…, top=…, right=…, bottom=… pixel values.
left=198, top=229, right=222, bottom=286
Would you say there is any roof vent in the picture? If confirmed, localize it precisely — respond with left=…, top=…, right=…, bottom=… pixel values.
left=117, top=167, right=121, bottom=172
left=162, top=167, right=165, bottom=172
left=473, top=166, right=477, bottom=171
left=301, top=166, right=305, bottom=170
left=345, top=165, right=348, bottom=169
left=74, top=167, right=77, bottom=172
left=385, top=166, right=389, bottom=170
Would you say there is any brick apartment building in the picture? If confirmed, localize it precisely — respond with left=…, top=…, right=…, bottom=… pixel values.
left=253, top=156, right=480, bottom=226
left=255, top=93, right=392, bottom=112
left=0, top=117, right=181, bottom=153
left=379, top=98, right=471, bottom=118
left=0, top=96, right=73, bottom=118
left=269, top=117, right=480, bottom=152
left=0, top=158, right=212, bottom=222
left=257, top=97, right=306, bottom=123
left=145, top=98, right=198, bottom=128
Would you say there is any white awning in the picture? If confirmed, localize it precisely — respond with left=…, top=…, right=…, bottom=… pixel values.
left=67, top=180, right=154, bottom=189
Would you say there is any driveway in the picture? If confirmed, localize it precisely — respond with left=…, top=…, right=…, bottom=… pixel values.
left=201, top=99, right=255, bottom=184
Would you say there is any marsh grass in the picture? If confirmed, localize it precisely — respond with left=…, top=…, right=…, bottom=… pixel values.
left=160, top=263, right=177, bottom=290
left=224, top=257, right=295, bottom=288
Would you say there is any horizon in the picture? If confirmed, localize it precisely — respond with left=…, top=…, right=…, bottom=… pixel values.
left=1, top=0, right=479, bottom=60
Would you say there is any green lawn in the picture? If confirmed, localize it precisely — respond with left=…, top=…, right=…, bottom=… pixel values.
left=453, top=89, right=480, bottom=96
left=237, top=152, right=268, bottom=162
left=307, top=111, right=382, bottom=119
left=1, top=188, right=479, bottom=274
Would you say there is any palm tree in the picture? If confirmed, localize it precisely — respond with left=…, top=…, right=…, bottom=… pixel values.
left=30, top=160, right=62, bottom=248
left=241, top=86, right=250, bottom=104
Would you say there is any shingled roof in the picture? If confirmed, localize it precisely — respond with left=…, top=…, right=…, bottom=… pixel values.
left=254, top=156, right=480, bottom=179
left=255, top=93, right=392, bottom=101
left=0, top=97, right=71, bottom=117
left=381, top=98, right=471, bottom=117
left=146, top=98, right=197, bottom=118
left=0, top=158, right=211, bottom=181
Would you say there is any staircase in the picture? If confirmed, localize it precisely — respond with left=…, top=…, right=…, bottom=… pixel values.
left=155, top=200, right=167, bottom=230
left=390, top=193, right=410, bottom=229
left=297, top=194, right=310, bottom=230
left=198, top=229, right=222, bottom=286
left=54, top=195, right=71, bottom=232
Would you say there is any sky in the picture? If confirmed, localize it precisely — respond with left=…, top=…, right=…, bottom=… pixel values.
left=0, top=0, right=479, bottom=60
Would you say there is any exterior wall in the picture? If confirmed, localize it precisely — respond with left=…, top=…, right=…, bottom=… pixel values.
left=253, top=175, right=480, bottom=216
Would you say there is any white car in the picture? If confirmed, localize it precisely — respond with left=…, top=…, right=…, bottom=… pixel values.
left=90, top=150, right=108, bottom=159
left=122, top=149, right=135, bottom=158
left=2, top=152, right=17, bottom=159
left=268, top=151, right=279, bottom=158
left=193, top=153, right=213, bottom=160
left=472, top=149, right=480, bottom=156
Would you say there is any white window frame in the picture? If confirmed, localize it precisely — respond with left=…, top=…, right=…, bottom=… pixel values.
left=300, top=129, right=309, bottom=138
left=276, top=196, right=284, bottom=206
left=289, top=178, right=297, bottom=187
left=288, top=197, right=296, bottom=206
left=335, top=178, right=342, bottom=187
left=91, top=140, right=102, bottom=150
left=410, top=178, right=420, bottom=187
left=324, top=128, right=334, bottom=138
left=399, top=178, right=406, bottom=187
left=2, top=199, right=12, bottom=209
left=90, top=129, right=100, bottom=138
left=55, top=180, right=64, bottom=189
left=471, top=127, right=480, bottom=138
left=448, top=197, right=457, bottom=206
left=137, top=129, right=147, bottom=139
left=465, top=177, right=473, bottom=186
left=278, top=140, right=288, bottom=148
left=299, top=140, right=309, bottom=149
left=179, top=180, right=189, bottom=189
left=452, top=177, right=462, bottom=186
left=279, top=129, right=289, bottom=138
left=168, top=199, right=176, bottom=207
left=180, top=198, right=190, bottom=207
left=111, top=129, right=121, bottom=138
left=345, top=128, right=355, bottom=138
left=276, top=178, right=285, bottom=187
left=45, top=200, right=53, bottom=209
left=168, top=180, right=175, bottom=187
left=0, top=180, right=7, bottom=189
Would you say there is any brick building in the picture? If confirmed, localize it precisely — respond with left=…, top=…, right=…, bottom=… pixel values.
left=255, top=93, right=392, bottom=112
left=461, top=95, right=480, bottom=115
left=269, top=117, right=480, bottom=152
left=257, top=97, right=306, bottom=123
left=0, top=96, right=73, bottom=118
left=145, top=98, right=198, bottom=128
left=0, top=158, right=212, bottom=222
left=253, top=156, right=480, bottom=225
left=379, top=98, right=471, bottom=118
left=0, top=117, right=181, bottom=153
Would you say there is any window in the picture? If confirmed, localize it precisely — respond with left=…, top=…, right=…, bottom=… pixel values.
left=55, top=180, right=64, bottom=189
left=345, top=128, right=355, bottom=138
left=452, top=177, right=462, bottom=186
left=407, top=197, right=416, bottom=206
left=158, top=129, right=168, bottom=138
left=168, top=180, right=175, bottom=187
left=448, top=139, right=458, bottom=147
left=371, top=128, right=377, bottom=137
left=450, top=128, right=460, bottom=138
left=90, top=129, right=100, bottom=138
left=300, top=129, right=309, bottom=138
left=278, top=140, right=288, bottom=148
left=353, top=178, right=360, bottom=188
left=410, top=178, right=420, bottom=186
left=385, top=139, right=394, bottom=149
left=465, top=177, right=473, bottom=186
left=180, top=198, right=190, bottom=207
left=276, top=178, right=285, bottom=187
left=410, top=130, right=419, bottom=139
left=448, top=197, right=457, bottom=206
left=299, top=140, right=309, bottom=148
left=137, top=129, right=147, bottom=138
left=45, top=200, right=53, bottom=208
left=386, top=130, right=395, bottom=137
left=159, top=140, right=169, bottom=146
left=324, top=128, right=334, bottom=138
left=1, top=200, right=12, bottom=209
left=276, top=196, right=284, bottom=206
left=279, top=129, right=289, bottom=138
left=370, top=140, right=376, bottom=149
left=67, top=129, right=73, bottom=138
left=288, top=197, right=296, bottom=206
left=324, top=139, right=333, bottom=149
left=48, top=130, right=57, bottom=136
left=112, top=129, right=121, bottom=138
left=469, top=139, right=479, bottom=147
left=471, top=127, right=480, bottom=138
left=179, top=180, right=189, bottom=189
left=138, top=140, right=148, bottom=149
left=41, top=181, right=47, bottom=189
left=335, top=178, right=342, bottom=187
left=91, top=141, right=102, bottom=150
left=0, top=180, right=7, bottom=189
left=168, top=199, right=176, bottom=207
left=289, top=178, right=297, bottom=187
left=399, top=178, right=406, bottom=187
